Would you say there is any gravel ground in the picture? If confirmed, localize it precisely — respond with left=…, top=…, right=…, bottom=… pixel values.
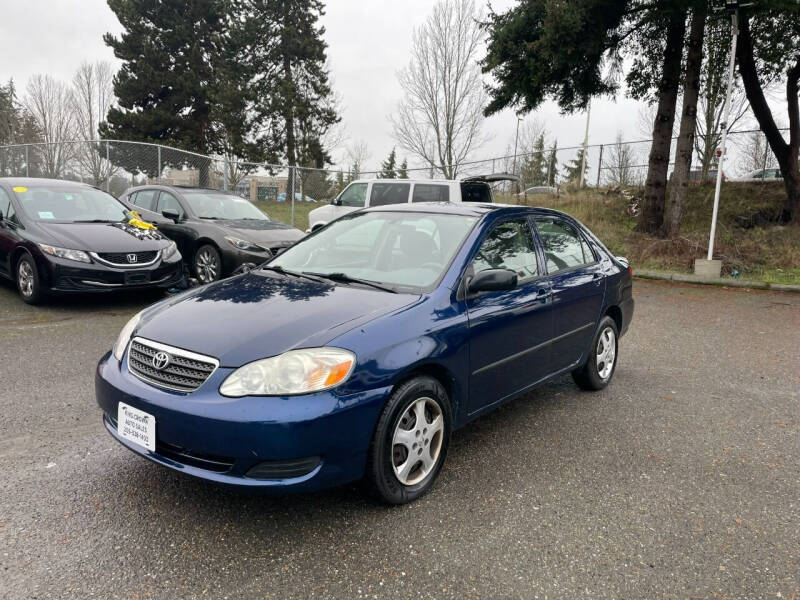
left=0, top=278, right=798, bottom=599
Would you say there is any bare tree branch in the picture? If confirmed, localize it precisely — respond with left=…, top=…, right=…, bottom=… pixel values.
left=390, top=0, right=487, bottom=179
left=25, top=74, right=76, bottom=178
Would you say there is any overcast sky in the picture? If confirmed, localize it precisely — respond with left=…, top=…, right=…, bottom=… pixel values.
left=0, top=1, right=688, bottom=171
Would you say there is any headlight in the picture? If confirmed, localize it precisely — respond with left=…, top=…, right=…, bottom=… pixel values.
left=112, top=311, right=143, bottom=362
left=37, top=243, right=91, bottom=263
left=162, top=241, right=180, bottom=261
left=220, top=348, right=355, bottom=397
left=225, top=236, right=266, bottom=252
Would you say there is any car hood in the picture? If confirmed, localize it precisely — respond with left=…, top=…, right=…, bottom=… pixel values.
left=136, top=272, right=420, bottom=366
left=220, top=219, right=305, bottom=245
left=36, top=221, right=168, bottom=252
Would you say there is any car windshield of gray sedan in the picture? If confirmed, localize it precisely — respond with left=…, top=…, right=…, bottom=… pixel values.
left=182, top=191, right=269, bottom=220
left=14, top=185, right=129, bottom=223
left=270, top=211, right=477, bottom=291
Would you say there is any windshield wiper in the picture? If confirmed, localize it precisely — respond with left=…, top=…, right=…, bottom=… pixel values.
left=73, top=219, right=117, bottom=223
left=261, top=265, right=328, bottom=283
left=302, top=272, right=398, bottom=293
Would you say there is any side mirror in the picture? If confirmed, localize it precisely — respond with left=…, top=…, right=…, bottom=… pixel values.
left=331, top=198, right=342, bottom=206
left=162, top=209, right=181, bottom=223
left=468, top=269, right=518, bottom=294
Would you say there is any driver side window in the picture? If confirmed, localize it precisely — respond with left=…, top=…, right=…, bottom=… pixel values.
left=157, top=191, right=184, bottom=218
left=472, top=219, right=539, bottom=282
left=339, top=183, right=367, bottom=207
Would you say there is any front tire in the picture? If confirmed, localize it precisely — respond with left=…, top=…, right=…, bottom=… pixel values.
left=571, top=316, right=619, bottom=391
left=16, top=254, right=44, bottom=305
left=366, top=376, right=452, bottom=504
left=194, top=244, right=222, bottom=284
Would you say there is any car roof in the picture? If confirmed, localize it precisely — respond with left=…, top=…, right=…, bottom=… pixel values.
left=0, top=177, right=99, bottom=189
left=123, top=184, right=238, bottom=195
left=348, top=178, right=462, bottom=186
left=361, top=201, right=573, bottom=220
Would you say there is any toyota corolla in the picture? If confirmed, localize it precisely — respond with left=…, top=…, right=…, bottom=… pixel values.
left=96, top=202, right=633, bottom=504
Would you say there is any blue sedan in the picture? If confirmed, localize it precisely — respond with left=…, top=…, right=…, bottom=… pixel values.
left=96, top=202, right=634, bottom=504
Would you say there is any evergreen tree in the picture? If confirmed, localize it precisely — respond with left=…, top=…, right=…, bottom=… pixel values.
left=380, top=147, right=397, bottom=178
left=546, top=140, right=558, bottom=186
left=0, top=80, right=41, bottom=176
left=397, top=158, right=409, bottom=179
left=243, top=0, right=340, bottom=200
left=102, top=0, right=257, bottom=185
left=562, top=148, right=589, bottom=185
left=520, top=133, right=547, bottom=186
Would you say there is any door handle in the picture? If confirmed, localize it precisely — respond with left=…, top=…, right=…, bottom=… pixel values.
left=536, top=287, right=551, bottom=301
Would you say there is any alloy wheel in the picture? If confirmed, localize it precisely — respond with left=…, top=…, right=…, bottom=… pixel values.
left=195, top=249, right=219, bottom=283
left=596, top=326, right=616, bottom=380
left=391, top=397, right=444, bottom=486
left=18, top=261, right=34, bottom=297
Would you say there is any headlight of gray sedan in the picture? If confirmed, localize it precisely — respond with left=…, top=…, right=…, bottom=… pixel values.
left=225, top=236, right=267, bottom=253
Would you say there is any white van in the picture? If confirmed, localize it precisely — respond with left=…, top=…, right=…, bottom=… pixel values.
left=306, top=175, right=517, bottom=232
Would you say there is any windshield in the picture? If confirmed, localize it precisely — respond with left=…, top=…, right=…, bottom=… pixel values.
left=182, top=190, right=269, bottom=220
left=270, top=211, right=477, bottom=292
left=14, top=185, right=129, bottom=223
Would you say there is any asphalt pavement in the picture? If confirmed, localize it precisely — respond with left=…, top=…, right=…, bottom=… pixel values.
left=1, top=278, right=798, bottom=599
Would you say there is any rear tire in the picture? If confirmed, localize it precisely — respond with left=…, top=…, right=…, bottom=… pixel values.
left=571, top=316, right=619, bottom=391
left=16, top=254, right=44, bottom=305
left=366, top=376, right=452, bottom=505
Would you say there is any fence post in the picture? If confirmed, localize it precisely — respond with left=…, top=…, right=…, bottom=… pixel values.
left=289, top=165, right=295, bottom=227
left=105, top=141, right=110, bottom=192
left=762, top=132, right=769, bottom=174
left=25, top=145, right=29, bottom=177
left=223, top=156, right=229, bottom=192
left=157, top=145, right=162, bottom=182
left=596, top=144, right=604, bottom=187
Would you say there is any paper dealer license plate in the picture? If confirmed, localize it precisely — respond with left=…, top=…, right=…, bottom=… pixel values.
left=117, top=402, right=156, bottom=452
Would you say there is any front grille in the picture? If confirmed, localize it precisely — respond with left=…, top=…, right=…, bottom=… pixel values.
left=127, top=337, right=218, bottom=392
left=96, top=251, right=158, bottom=265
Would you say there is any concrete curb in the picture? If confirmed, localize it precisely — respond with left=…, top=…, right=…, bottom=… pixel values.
left=633, top=269, right=800, bottom=293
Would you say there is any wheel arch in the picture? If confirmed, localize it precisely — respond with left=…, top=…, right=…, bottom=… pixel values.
left=604, top=304, right=623, bottom=333
left=389, top=362, right=462, bottom=428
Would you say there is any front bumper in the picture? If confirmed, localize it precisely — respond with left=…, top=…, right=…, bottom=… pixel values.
left=95, top=351, right=390, bottom=492
left=41, top=254, right=184, bottom=293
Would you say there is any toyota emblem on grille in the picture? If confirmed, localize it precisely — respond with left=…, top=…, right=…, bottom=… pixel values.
left=152, top=351, right=171, bottom=370
left=127, top=253, right=138, bottom=263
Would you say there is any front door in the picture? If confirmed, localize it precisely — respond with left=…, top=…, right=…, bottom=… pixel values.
left=533, top=216, right=605, bottom=372
left=154, top=191, right=194, bottom=258
left=0, top=188, right=20, bottom=276
left=466, top=217, right=553, bottom=415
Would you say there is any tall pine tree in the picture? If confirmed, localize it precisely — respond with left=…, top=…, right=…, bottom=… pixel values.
left=380, top=147, right=397, bottom=178
left=397, top=158, right=409, bottom=179
left=562, top=148, right=589, bottom=186
left=242, top=0, right=339, bottom=200
left=520, top=133, right=547, bottom=186
left=102, top=0, right=257, bottom=185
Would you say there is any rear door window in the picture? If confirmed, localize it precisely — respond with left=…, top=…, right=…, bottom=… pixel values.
left=369, top=183, right=411, bottom=207
left=412, top=184, right=450, bottom=203
left=534, top=217, right=595, bottom=273
left=133, top=189, right=157, bottom=212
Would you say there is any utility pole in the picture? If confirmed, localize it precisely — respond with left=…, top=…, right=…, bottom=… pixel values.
left=706, top=9, right=738, bottom=262
left=579, top=100, right=591, bottom=188
left=512, top=117, right=522, bottom=176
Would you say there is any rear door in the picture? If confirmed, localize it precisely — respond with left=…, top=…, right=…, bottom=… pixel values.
left=533, top=216, right=605, bottom=372
left=466, top=216, right=553, bottom=414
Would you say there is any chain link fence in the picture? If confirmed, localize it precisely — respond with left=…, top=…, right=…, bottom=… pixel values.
left=0, top=130, right=787, bottom=231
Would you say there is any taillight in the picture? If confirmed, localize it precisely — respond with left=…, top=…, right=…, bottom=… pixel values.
left=628, top=266, right=633, bottom=277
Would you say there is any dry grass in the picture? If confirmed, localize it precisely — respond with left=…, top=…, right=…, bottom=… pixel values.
left=512, top=183, right=800, bottom=284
